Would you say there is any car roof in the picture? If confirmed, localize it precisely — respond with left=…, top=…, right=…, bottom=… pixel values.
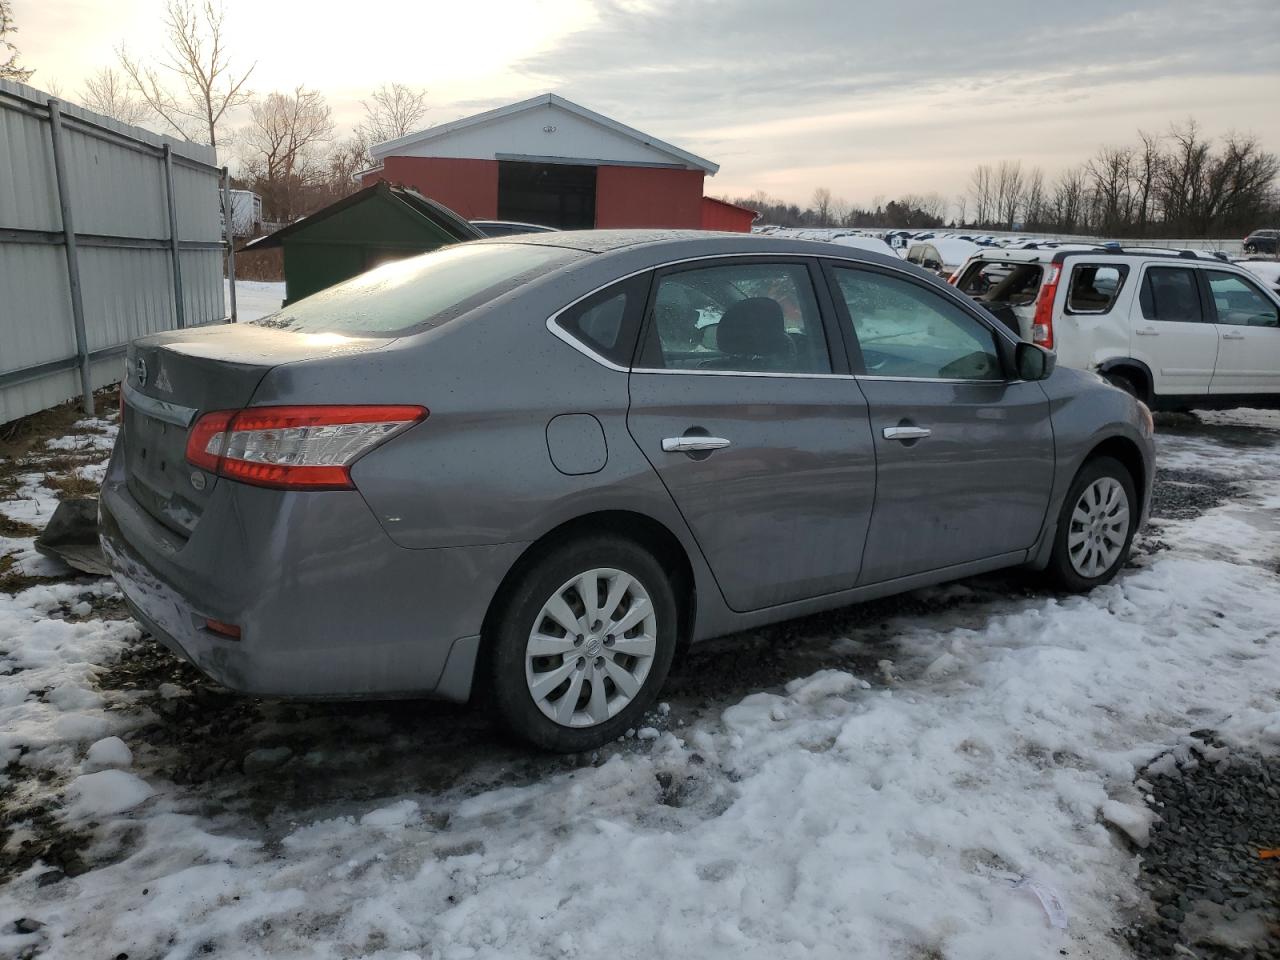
left=474, top=228, right=910, bottom=268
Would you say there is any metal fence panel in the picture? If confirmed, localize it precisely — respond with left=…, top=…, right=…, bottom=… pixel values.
left=0, top=78, right=229, bottom=424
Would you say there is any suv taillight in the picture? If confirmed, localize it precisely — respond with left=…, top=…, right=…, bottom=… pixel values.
left=1032, top=264, right=1061, bottom=349
left=186, top=405, right=427, bottom=490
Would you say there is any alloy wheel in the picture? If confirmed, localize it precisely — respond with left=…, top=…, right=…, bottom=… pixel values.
left=1067, top=477, right=1130, bottom=578
left=524, top=568, right=658, bottom=728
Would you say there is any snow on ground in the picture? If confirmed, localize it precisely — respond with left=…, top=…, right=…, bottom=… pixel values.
left=225, top=279, right=285, bottom=323
left=1, top=411, right=1279, bottom=958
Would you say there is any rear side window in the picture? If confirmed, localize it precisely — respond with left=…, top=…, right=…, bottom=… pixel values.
left=252, top=242, right=578, bottom=335
left=554, top=274, right=649, bottom=366
left=1066, top=264, right=1127, bottom=314
left=1139, top=267, right=1203, bottom=324
left=641, top=261, right=831, bottom=374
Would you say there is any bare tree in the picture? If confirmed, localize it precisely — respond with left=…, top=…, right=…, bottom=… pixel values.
left=1087, top=145, right=1134, bottom=235
left=830, top=195, right=850, bottom=226
left=1021, top=167, right=1046, bottom=230
left=1051, top=165, right=1089, bottom=234
left=0, top=0, right=32, bottom=81
left=357, top=82, right=429, bottom=146
left=1130, top=130, right=1161, bottom=235
left=968, top=165, right=994, bottom=226
left=920, top=192, right=949, bottom=223
left=811, top=186, right=833, bottom=225
left=953, top=193, right=968, bottom=227
left=237, top=86, right=334, bottom=221
left=80, top=67, right=149, bottom=125
left=994, top=160, right=1024, bottom=229
left=118, top=0, right=254, bottom=147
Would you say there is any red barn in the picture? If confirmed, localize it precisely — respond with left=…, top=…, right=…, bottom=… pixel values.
left=362, top=93, right=751, bottom=231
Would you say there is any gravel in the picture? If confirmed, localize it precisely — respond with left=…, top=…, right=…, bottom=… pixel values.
left=1124, top=737, right=1280, bottom=960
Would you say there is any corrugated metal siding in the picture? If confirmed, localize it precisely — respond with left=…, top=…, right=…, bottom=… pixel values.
left=0, top=79, right=227, bottom=425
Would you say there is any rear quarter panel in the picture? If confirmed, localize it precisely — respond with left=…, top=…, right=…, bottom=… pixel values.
left=1052, top=262, right=1138, bottom=374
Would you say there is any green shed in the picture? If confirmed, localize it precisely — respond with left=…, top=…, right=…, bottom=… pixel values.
left=242, top=182, right=484, bottom=304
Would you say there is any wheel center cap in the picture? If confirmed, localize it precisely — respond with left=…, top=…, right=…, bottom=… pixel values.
left=585, top=637, right=602, bottom=658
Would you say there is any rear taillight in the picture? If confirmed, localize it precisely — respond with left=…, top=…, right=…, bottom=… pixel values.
left=1032, top=264, right=1061, bottom=349
left=185, top=404, right=427, bottom=490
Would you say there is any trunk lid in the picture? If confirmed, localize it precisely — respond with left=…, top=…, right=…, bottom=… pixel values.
left=121, top=324, right=394, bottom=538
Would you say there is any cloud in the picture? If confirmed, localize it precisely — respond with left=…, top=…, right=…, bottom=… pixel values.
left=515, top=0, right=1280, bottom=202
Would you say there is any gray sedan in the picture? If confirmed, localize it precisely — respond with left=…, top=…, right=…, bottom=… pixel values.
left=101, top=231, right=1155, bottom=751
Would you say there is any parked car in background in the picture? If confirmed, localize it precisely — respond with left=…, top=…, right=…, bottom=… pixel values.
left=952, top=247, right=1280, bottom=410
left=829, top=233, right=897, bottom=257
left=1243, top=228, right=1279, bottom=255
left=905, top=238, right=982, bottom=279
left=102, top=231, right=1154, bottom=752
left=470, top=220, right=560, bottom=237
left=1239, top=259, right=1280, bottom=295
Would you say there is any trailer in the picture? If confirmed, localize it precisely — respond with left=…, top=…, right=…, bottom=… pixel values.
left=225, top=189, right=263, bottom=237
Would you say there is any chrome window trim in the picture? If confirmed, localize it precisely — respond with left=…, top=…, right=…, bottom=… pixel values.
left=855, top=374, right=1009, bottom=385
left=543, top=250, right=1020, bottom=374
left=122, top=379, right=197, bottom=427
left=631, top=367, right=854, bottom=380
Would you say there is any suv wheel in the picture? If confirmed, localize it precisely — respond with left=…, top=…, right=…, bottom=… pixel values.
left=1103, top=371, right=1140, bottom=400
left=487, top=536, right=678, bottom=752
left=1046, top=457, right=1138, bottom=592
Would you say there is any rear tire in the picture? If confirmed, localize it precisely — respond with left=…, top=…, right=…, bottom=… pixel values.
left=1045, top=456, right=1138, bottom=592
left=486, top=535, right=678, bottom=752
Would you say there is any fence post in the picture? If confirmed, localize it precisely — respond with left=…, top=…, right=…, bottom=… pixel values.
left=162, top=144, right=186, bottom=329
left=221, top=166, right=238, bottom=323
left=46, top=99, right=95, bottom=417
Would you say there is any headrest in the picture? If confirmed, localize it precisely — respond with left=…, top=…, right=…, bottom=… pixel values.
left=716, top=298, right=790, bottom=358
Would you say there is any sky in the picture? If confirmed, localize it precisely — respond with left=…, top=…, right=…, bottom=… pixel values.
left=14, top=0, right=1280, bottom=209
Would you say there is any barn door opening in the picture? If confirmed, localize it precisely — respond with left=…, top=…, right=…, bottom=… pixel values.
left=497, top=160, right=596, bottom=229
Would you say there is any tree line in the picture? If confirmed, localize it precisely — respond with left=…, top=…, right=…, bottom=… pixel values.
left=737, top=124, right=1278, bottom=238
left=962, top=127, right=1277, bottom=237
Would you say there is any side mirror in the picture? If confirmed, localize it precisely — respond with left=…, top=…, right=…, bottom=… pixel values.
left=1016, top=341, right=1056, bottom=381
left=922, top=258, right=941, bottom=270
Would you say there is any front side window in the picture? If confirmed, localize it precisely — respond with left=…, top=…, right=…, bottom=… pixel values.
left=1139, top=267, right=1203, bottom=324
left=833, top=267, right=1003, bottom=381
left=1066, top=264, right=1127, bottom=314
left=645, top=261, right=831, bottom=373
left=1204, top=271, right=1279, bottom=327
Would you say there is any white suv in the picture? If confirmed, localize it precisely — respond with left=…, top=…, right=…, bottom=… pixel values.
left=952, top=248, right=1280, bottom=409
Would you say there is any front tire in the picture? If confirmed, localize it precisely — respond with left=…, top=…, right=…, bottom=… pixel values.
left=486, top=536, right=678, bottom=752
left=1046, top=457, right=1138, bottom=592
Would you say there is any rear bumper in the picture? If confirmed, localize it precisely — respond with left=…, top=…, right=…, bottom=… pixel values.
left=99, top=448, right=526, bottom=701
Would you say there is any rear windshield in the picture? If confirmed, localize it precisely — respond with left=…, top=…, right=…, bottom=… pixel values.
left=251, top=242, right=579, bottom=335
left=955, top=260, right=1044, bottom=306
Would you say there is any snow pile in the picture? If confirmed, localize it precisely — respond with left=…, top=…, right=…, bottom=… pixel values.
left=64, top=770, right=154, bottom=819
left=84, top=736, right=133, bottom=771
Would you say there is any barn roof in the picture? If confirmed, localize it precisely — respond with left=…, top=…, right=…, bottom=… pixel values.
left=369, top=93, right=719, bottom=175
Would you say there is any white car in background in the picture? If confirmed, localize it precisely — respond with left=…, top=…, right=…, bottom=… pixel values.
left=905, top=238, right=983, bottom=280
left=952, top=247, right=1280, bottom=410
left=829, top=234, right=897, bottom=257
